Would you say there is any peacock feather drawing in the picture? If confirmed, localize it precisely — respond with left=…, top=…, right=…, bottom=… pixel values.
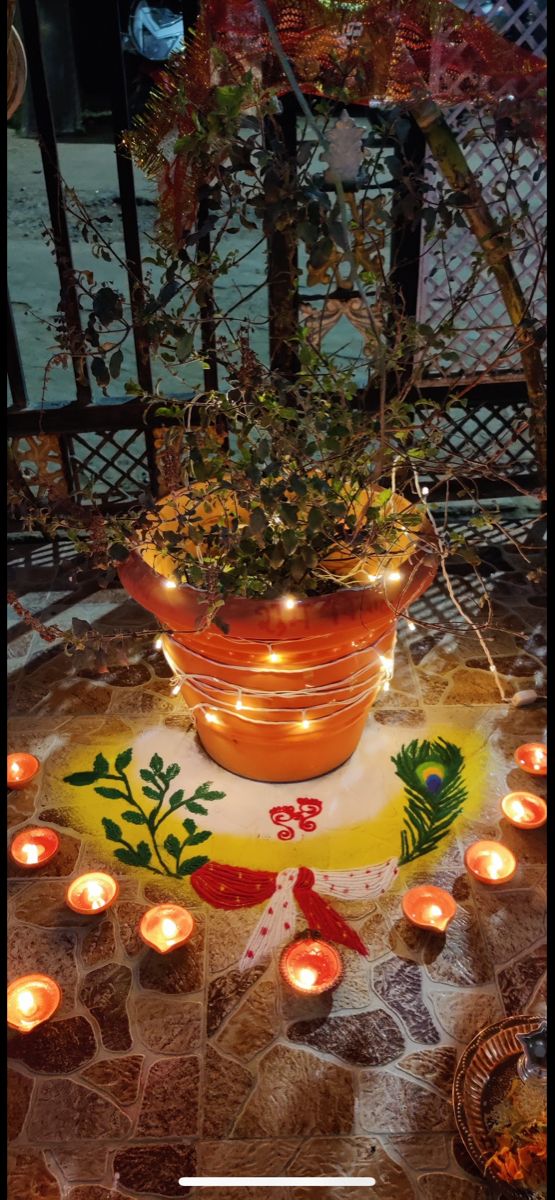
left=393, top=737, right=467, bottom=865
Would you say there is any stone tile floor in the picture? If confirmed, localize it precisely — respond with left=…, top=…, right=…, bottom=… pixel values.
left=7, top=549, right=546, bottom=1200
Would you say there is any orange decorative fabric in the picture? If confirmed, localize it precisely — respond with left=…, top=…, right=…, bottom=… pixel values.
left=126, top=0, right=546, bottom=248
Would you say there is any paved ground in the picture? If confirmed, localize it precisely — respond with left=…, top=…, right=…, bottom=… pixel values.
left=7, top=545, right=546, bottom=1200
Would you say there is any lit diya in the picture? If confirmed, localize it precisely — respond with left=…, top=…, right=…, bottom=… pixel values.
left=402, top=885, right=457, bottom=932
left=65, top=872, right=119, bottom=914
left=514, top=743, right=547, bottom=776
left=138, top=904, right=195, bottom=953
left=7, top=974, right=61, bottom=1032
left=464, top=840, right=517, bottom=885
left=9, top=826, right=60, bottom=868
left=501, top=792, right=547, bottom=830
left=280, top=936, right=343, bottom=994
left=7, top=753, right=40, bottom=789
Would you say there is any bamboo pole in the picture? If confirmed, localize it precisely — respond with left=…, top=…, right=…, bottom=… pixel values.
left=413, top=97, right=546, bottom=486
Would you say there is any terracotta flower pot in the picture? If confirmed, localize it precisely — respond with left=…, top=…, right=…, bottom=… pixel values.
left=119, top=539, right=437, bottom=782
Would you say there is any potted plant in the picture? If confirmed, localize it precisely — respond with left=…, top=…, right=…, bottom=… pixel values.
left=117, top=385, right=437, bottom=780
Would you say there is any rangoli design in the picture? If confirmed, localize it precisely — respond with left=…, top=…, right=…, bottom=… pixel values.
left=63, top=726, right=476, bottom=969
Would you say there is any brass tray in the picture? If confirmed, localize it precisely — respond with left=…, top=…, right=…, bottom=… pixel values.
left=453, top=1014, right=546, bottom=1200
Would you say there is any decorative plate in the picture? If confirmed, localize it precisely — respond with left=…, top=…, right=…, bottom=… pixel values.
left=453, top=1014, right=546, bottom=1200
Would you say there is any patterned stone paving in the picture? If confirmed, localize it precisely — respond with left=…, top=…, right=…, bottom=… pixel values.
left=7, top=562, right=546, bottom=1199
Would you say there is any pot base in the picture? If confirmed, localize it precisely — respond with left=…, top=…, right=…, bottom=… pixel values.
left=195, top=714, right=367, bottom=783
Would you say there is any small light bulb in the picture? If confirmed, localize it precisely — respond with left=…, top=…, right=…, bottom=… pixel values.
left=235, top=697, right=243, bottom=710
left=366, top=573, right=379, bottom=583
left=283, top=595, right=296, bottom=610
left=171, top=682, right=181, bottom=696
left=155, top=637, right=163, bottom=650
left=383, top=679, right=390, bottom=692
left=268, top=651, right=280, bottom=664
left=407, top=620, right=416, bottom=632
left=10, top=761, right=22, bottom=779
left=301, top=716, right=310, bottom=730
left=164, top=579, right=177, bottom=590
left=388, top=570, right=402, bottom=583
left=421, top=486, right=430, bottom=497
left=205, top=711, right=218, bottom=724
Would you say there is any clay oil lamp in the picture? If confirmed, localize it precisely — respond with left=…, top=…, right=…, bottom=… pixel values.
left=401, top=885, right=457, bottom=932
left=7, top=753, right=40, bottom=789
left=9, top=826, right=60, bottom=868
left=65, top=871, right=119, bottom=914
left=7, top=974, right=61, bottom=1032
left=138, top=904, right=195, bottom=953
left=279, top=935, right=343, bottom=995
left=501, top=791, right=547, bottom=830
left=514, top=743, right=547, bottom=776
left=464, top=840, right=517, bottom=885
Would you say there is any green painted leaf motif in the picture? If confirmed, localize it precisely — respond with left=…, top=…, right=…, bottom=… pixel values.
left=165, top=763, right=181, bottom=781
left=95, top=786, right=127, bottom=800
left=185, top=830, right=212, bottom=845
left=185, top=799, right=208, bottom=815
left=178, top=854, right=209, bottom=877
left=182, top=817, right=196, bottom=836
left=169, top=789, right=184, bottom=810
left=121, top=810, right=147, bottom=825
left=164, top=834, right=181, bottom=859
left=63, top=771, right=100, bottom=786
left=115, top=748, right=133, bottom=772
left=142, top=786, right=161, bottom=801
left=149, top=754, right=163, bottom=774
left=113, top=847, right=141, bottom=867
left=135, top=841, right=152, bottom=866
left=93, top=753, right=109, bottom=775
left=140, top=769, right=156, bottom=783
left=193, top=782, right=226, bottom=801
left=102, top=817, right=123, bottom=842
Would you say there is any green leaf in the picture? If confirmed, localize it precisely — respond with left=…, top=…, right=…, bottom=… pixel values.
left=93, top=753, right=109, bottom=775
left=165, top=763, right=181, bottom=781
left=135, top=841, right=153, bottom=866
left=164, top=834, right=181, bottom=859
left=121, top=810, right=147, bottom=825
left=193, top=783, right=226, bottom=801
left=109, top=349, right=123, bottom=379
left=63, top=771, right=100, bottom=787
left=169, top=789, right=185, bottom=809
left=115, top=748, right=133, bottom=772
left=149, top=754, right=163, bottom=774
left=139, top=769, right=156, bottom=783
left=142, top=786, right=162, bottom=801
left=94, top=786, right=128, bottom=800
left=185, top=799, right=208, bottom=815
left=185, top=830, right=212, bottom=845
left=176, top=331, right=194, bottom=361
left=113, top=847, right=142, bottom=867
left=177, top=854, right=209, bottom=876
left=102, top=817, right=123, bottom=842
left=182, top=817, right=197, bottom=836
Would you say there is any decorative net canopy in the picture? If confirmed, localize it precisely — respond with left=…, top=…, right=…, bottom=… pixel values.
left=127, top=0, right=546, bottom=248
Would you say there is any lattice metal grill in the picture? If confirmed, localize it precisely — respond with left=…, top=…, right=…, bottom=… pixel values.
left=414, top=396, right=535, bottom=480
left=417, top=0, right=546, bottom=378
left=67, top=430, right=150, bottom=500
